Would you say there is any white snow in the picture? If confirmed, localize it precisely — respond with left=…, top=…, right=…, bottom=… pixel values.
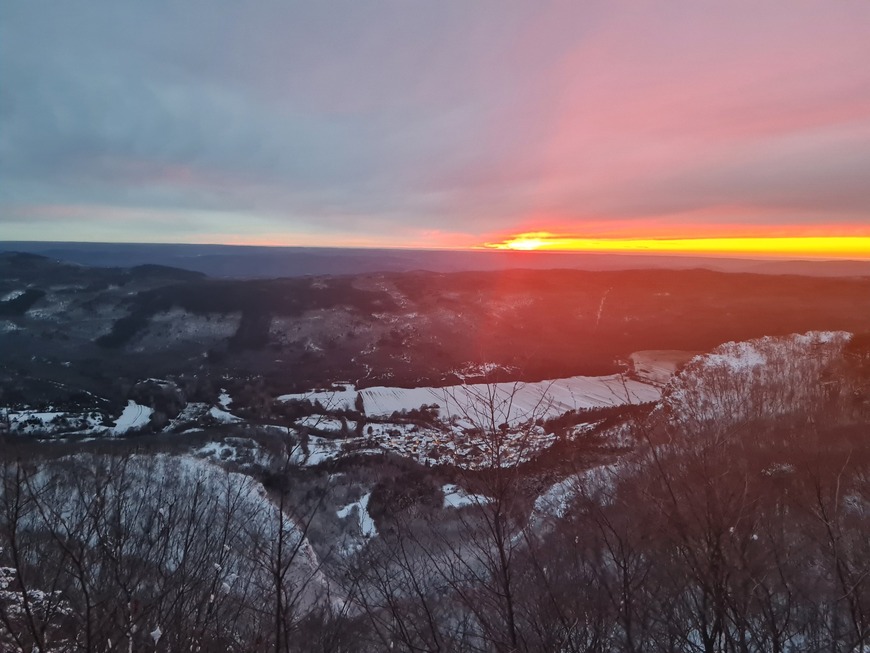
left=452, top=362, right=517, bottom=380
left=208, top=406, right=243, bottom=423
left=663, top=331, right=852, bottom=427
left=0, top=290, right=24, bottom=302
left=442, top=484, right=492, bottom=508
left=533, top=463, right=620, bottom=520
left=362, top=422, right=420, bottom=439
left=290, top=436, right=344, bottom=466
left=112, top=401, right=154, bottom=435
left=25, top=452, right=335, bottom=611
left=143, top=377, right=174, bottom=387
left=358, top=494, right=376, bottom=538
left=195, top=439, right=272, bottom=468
left=165, top=402, right=209, bottom=430
left=5, top=409, right=107, bottom=436
left=7, top=411, right=66, bottom=434
left=218, top=390, right=233, bottom=409
left=337, top=493, right=377, bottom=538
left=703, top=344, right=768, bottom=372
left=795, top=330, right=842, bottom=345
left=278, top=374, right=660, bottom=425
left=197, top=442, right=226, bottom=457
left=296, top=415, right=355, bottom=432
left=762, top=462, right=796, bottom=477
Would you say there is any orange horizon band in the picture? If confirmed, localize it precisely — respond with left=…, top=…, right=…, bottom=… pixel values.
left=482, top=234, right=870, bottom=258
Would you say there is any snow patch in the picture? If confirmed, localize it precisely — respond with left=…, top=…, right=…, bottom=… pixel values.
left=296, top=415, right=355, bottom=432
left=196, top=438, right=271, bottom=468
left=208, top=406, right=242, bottom=424
left=533, top=463, right=620, bottom=520
left=1, top=290, right=24, bottom=302
left=112, top=401, right=153, bottom=435
left=337, top=493, right=377, bottom=540
left=442, top=484, right=492, bottom=508
left=291, top=436, right=344, bottom=466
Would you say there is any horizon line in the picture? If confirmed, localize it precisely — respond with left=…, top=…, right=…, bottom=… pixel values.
left=3, top=238, right=870, bottom=263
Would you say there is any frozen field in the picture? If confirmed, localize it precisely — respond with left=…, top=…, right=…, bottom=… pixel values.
left=278, top=374, right=661, bottom=425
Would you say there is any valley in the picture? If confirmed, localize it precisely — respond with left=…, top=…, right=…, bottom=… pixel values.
left=1, top=252, right=870, bottom=651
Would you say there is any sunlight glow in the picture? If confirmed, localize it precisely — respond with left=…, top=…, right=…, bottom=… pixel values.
left=483, top=233, right=870, bottom=259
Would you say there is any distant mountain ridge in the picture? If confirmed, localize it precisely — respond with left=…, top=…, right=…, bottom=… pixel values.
left=3, top=252, right=870, bottom=409
left=3, top=241, right=870, bottom=279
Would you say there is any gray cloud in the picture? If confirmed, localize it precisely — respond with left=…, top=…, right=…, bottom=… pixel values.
left=2, top=1, right=870, bottom=244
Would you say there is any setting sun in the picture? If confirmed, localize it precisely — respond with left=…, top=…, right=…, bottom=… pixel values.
left=483, top=233, right=870, bottom=259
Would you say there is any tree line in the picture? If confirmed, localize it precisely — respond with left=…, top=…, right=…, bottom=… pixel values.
left=1, top=333, right=869, bottom=652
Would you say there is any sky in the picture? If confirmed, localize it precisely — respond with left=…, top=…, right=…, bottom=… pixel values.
left=2, top=1, right=870, bottom=257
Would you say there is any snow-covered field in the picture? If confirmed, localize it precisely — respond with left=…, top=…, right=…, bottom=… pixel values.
left=279, top=374, right=660, bottom=425
left=112, top=400, right=154, bottom=435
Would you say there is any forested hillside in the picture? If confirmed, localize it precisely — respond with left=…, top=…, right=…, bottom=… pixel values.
left=2, top=331, right=869, bottom=651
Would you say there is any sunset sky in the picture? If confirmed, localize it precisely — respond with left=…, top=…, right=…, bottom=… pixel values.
left=2, top=2, right=870, bottom=258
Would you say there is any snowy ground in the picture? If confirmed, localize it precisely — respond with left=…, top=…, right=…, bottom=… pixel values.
left=663, top=331, right=850, bottom=427
left=218, top=390, right=233, bottom=409
left=208, top=406, right=243, bottom=424
left=4, top=409, right=106, bottom=436
left=278, top=373, right=660, bottom=425
left=337, top=493, right=377, bottom=539
left=279, top=420, right=571, bottom=470
left=165, top=400, right=242, bottom=431
left=167, top=402, right=210, bottom=430
left=1, top=369, right=661, bottom=468
left=290, top=435, right=347, bottom=466
left=196, top=437, right=273, bottom=468
left=112, top=401, right=154, bottom=435
left=533, top=463, right=620, bottom=520
left=442, top=484, right=492, bottom=508
left=297, top=415, right=356, bottom=432
left=1, top=290, right=25, bottom=302
left=336, top=493, right=378, bottom=555
left=273, top=372, right=662, bottom=469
